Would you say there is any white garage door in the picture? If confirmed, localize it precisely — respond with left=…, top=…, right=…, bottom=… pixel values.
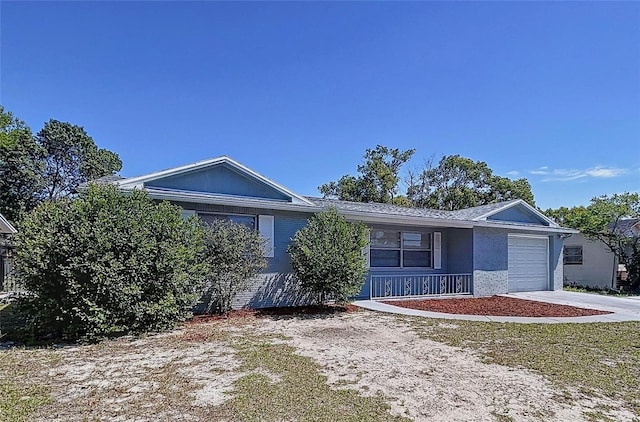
left=508, top=235, right=549, bottom=292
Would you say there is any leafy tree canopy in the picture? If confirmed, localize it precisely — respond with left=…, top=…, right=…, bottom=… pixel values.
left=0, top=106, right=122, bottom=222
left=407, top=155, right=535, bottom=211
left=0, top=107, right=43, bottom=222
left=37, top=119, right=122, bottom=200
left=318, top=146, right=534, bottom=211
left=319, top=145, right=415, bottom=204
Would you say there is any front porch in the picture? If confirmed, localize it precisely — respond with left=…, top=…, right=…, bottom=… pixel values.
left=359, top=225, right=475, bottom=300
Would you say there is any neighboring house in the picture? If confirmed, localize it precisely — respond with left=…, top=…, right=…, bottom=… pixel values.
left=563, top=219, right=640, bottom=289
left=0, top=213, right=16, bottom=235
left=0, top=212, right=17, bottom=291
left=111, top=156, right=576, bottom=309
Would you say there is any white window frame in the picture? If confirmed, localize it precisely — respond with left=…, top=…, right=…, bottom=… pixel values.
left=563, top=245, right=583, bottom=265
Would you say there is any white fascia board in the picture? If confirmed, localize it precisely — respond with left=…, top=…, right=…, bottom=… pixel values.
left=117, top=157, right=227, bottom=188
left=117, top=156, right=313, bottom=206
left=0, top=213, right=17, bottom=234
left=473, top=219, right=578, bottom=234
left=141, top=188, right=322, bottom=213
left=472, top=199, right=559, bottom=228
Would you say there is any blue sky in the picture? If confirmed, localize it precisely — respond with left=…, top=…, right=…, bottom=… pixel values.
left=1, top=1, right=638, bottom=210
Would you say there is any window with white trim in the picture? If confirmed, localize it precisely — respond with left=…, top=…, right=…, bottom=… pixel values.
left=563, top=245, right=583, bottom=265
left=370, top=230, right=432, bottom=268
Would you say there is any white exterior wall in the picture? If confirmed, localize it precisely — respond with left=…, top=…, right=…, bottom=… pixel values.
left=563, top=233, right=617, bottom=289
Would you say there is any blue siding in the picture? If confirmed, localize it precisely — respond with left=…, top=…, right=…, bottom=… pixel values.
left=267, top=213, right=311, bottom=273
left=447, top=228, right=473, bottom=274
left=488, top=205, right=549, bottom=225
left=146, top=163, right=292, bottom=201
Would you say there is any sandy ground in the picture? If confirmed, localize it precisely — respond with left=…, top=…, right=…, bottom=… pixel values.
left=254, top=312, right=635, bottom=422
left=21, top=311, right=636, bottom=421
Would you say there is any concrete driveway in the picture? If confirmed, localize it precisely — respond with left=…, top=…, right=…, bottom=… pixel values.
left=505, top=290, right=640, bottom=319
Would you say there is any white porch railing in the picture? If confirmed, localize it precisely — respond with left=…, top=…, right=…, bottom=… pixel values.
left=369, top=273, right=472, bottom=300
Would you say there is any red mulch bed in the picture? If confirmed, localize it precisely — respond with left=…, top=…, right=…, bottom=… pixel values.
left=382, top=296, right=612, bottom=317
left=187, top=303, right=360, bottom=324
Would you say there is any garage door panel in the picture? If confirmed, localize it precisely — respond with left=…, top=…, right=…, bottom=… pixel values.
left=508, top=235, right=549, bottom=292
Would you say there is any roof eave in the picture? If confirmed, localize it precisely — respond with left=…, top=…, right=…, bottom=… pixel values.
left=135, top=188, right=575, bottom=233
left=473, top=220, right=578, bottom=234
left=0, top=214, right=17, bottom=234
left=140, top=188, right=322, bottom=213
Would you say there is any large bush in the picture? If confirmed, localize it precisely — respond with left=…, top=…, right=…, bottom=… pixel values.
left=13, top=184, right=205, bottom=341
left=287, top=208, right=369, bottom=304
left=200, top=219, right=267, bottom=314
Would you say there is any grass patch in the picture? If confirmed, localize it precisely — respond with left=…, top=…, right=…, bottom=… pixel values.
left=407, top=317, right=640, bottom=415
left=0, top=349, right=54, bottom=421
left=214, top=334, right=409, bottom=421
left=0, top=382, right=49, bottom=421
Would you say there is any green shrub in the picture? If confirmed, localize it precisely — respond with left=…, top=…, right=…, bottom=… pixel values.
left=13, top=184, right=205, bottom=341
left=200, top=219, right=267, bottom=314
left=287, top=208, right=369, bottom=304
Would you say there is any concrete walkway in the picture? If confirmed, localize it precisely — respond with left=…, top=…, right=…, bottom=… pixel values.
left=353, top=290, right=640, bottom=323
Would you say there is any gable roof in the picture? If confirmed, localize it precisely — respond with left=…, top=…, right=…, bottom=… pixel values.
left=454, top=199, right=559, bottom=227
left=112, top=156, right=573, bottom=233
left=0, top=213, right=17, bottom=234
left=116, top=156, right=313, bottom=206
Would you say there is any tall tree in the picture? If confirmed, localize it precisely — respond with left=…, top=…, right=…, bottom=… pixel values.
left=0, top=106, right=43, bottom=222
left=0, top=107, right=123, bottom=222
left=319, top=145, right=415, bottom=204
left=546, top=193, right=640, bottom=290
left=407, top=155, right=535, bottom=210
left=37, top=120, right=122, bottom=200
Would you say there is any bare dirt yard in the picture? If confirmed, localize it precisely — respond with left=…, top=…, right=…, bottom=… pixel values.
left=2, top=308, right=638, bottom=421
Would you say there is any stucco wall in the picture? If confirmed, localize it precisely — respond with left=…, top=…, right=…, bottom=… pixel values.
left=472, top=227, right=508, bottom=296
left=563, top=233, right=616, bottom=289
left=550, top=234, right=564, bottom=290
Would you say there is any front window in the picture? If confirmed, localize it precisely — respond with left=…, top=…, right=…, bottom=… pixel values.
left=563, top=246, right=583, bottom=265
left=370, top=230, right=432, bottom=268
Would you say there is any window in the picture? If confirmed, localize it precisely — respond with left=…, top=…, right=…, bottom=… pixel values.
left=198, top=212, right=256, bottom=230
left=370, top=230, right=432, bottom=268
left=563, top=246, right=583, bottom=265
